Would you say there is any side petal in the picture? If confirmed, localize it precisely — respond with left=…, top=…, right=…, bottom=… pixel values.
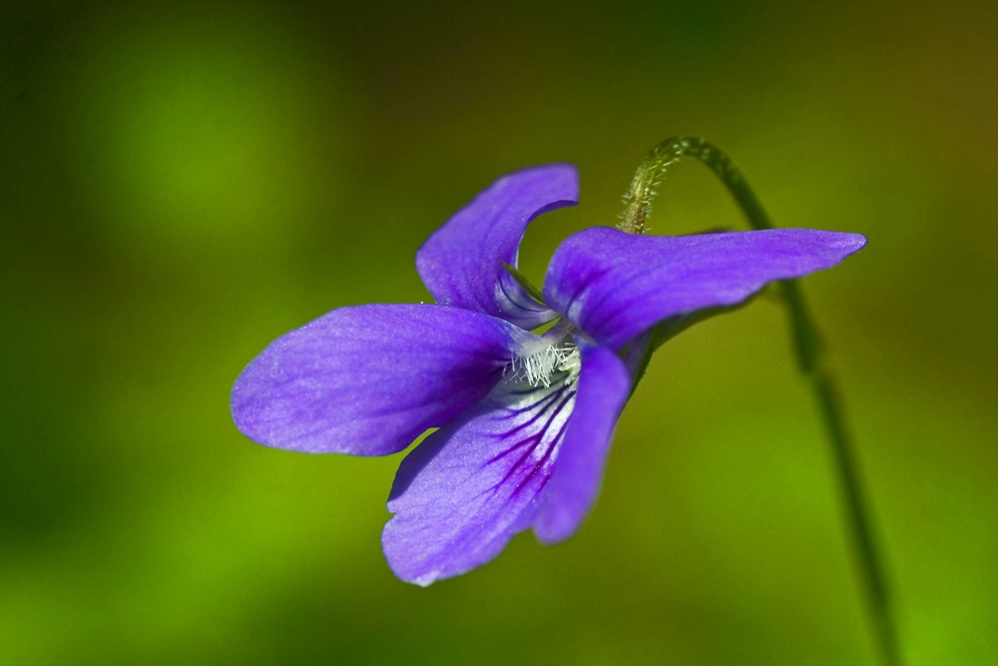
left=533, top=343, right=631, bottom=544
left=416, top=165, right=578, bottom=330
left=383, top=371, right=578, bottom=585
left=544, top=227, right=867, bottom=350
left=231, top=304, right=531, bottom=456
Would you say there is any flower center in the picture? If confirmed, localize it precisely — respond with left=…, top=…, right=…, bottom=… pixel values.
left=507, top=342, right=581, bottom=389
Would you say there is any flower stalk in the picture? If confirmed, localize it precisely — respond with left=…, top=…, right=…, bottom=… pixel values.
left=622, top=137, right=902, bottom=666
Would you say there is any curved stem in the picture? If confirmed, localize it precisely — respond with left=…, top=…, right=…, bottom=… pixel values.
left=623, top=137, right=902, bottom=666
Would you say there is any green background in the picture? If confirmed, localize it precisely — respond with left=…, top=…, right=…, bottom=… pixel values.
left=2, top=0, right=995, bottom=664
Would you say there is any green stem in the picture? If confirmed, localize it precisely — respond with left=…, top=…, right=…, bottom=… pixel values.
left=623, top=137, right=901, bottom=666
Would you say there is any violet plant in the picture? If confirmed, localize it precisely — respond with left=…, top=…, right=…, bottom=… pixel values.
left=232, top=137, right=900, bottom=665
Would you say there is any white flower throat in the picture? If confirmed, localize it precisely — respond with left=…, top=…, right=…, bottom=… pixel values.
left=508, top=342, right=581, bottom=389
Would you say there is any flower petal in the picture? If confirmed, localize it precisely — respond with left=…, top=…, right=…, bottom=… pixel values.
left=231, top=304, right=532, bottom=456
left=533, top=343, right=631, bottom=544
left=416, top=165, right=578, bottom=330
left=544, top=227, right=867, bottom=350
left=383, top=372, right=578, bottom=585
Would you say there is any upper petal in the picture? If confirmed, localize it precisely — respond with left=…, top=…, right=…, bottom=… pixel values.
left=416, top=165, right=578, bottom=330
left=231, top=304, right=532, bottom=456
left=533, top=343, right=631, bottom=544
left=383, top=368, right=578, bottom=585
left=544, top=227, right=867, bottom=350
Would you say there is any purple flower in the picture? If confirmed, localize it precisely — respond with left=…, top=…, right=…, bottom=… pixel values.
left=231, top=165, right=866, bottom=585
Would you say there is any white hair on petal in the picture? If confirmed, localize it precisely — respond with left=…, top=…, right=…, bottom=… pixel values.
left=506, top=343, right=581, bottom=388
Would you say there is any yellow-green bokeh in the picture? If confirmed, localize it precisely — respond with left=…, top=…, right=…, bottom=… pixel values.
left=2, top=1, right=995, bottom=664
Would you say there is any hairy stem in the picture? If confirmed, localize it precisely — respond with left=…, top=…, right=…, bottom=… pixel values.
left=623, top=136, right=901, bottom=666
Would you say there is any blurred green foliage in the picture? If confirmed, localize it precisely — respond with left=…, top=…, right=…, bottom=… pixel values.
left=2, top=0, right=996, bottom=664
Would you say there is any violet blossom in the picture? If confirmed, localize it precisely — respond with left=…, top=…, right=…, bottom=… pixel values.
left=231, top=165, right=866, bottom=585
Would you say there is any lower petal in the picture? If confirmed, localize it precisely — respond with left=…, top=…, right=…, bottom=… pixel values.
left=533, top=343, right=631, bottom=544
left=383, top=372, right=578, bottom=585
